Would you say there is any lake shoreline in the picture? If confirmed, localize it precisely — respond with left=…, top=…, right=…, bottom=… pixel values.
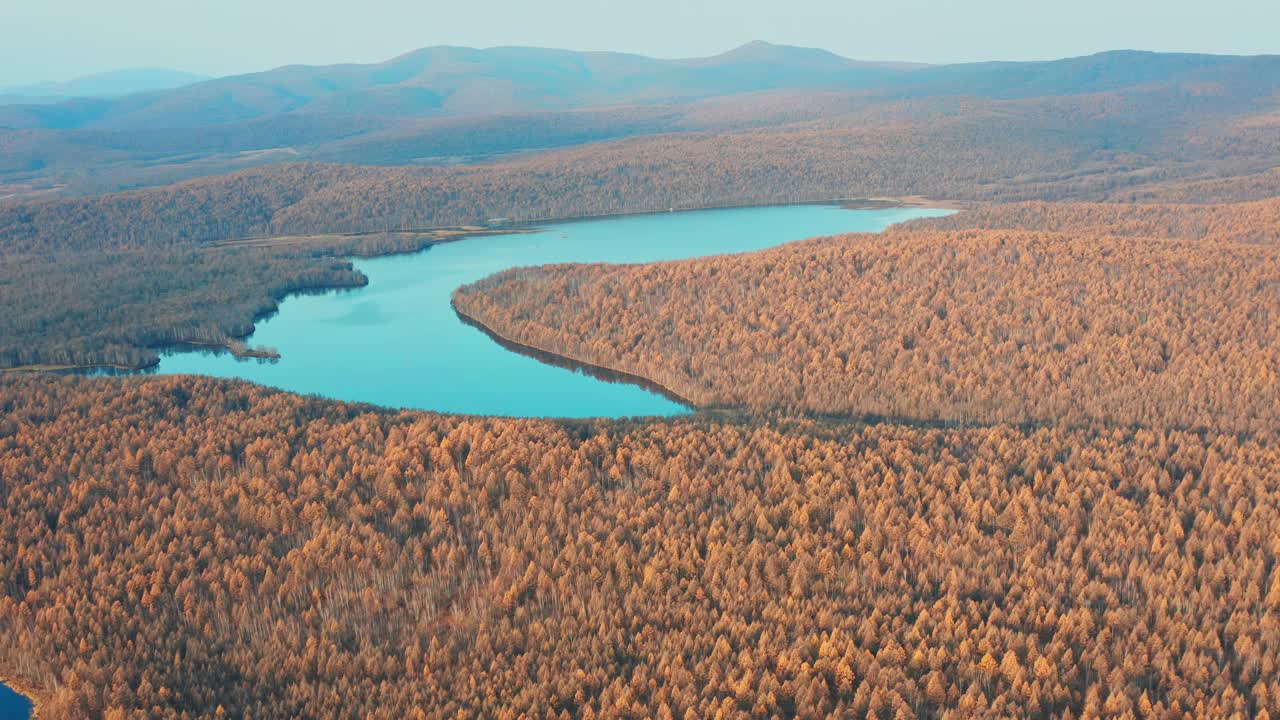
left=452, top=303, right=698, bottom=412
left=1, top=359, right=158, bottom=374
left=145, top=202, right=950, bottom=417
left=207, top=226, right=539, bottom=253
left=841, top=195, right=969, bottom=211
left=452, top=306, right=1063, bottom=433
left=207, top=196, right=963, bottom=245
left=170, top=339, right=280, bottom=360
left=1, top=338, right=277, bottom=375
left=493, top=195, right=964, bottom=232
left=0, top=671, right=39, bottom=720
left=5, top=198, right=957, bottom=378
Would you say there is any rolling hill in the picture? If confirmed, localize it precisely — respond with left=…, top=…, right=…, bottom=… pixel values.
left=0, top=42, right=914, bottom=132
left=0, top=68, right=209, bottom=106
left=0, top=45, right=1277, bottom=202
left=4, top=39, right=1280, bottom=719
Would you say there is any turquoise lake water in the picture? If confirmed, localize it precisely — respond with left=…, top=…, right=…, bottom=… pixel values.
left=154, top=204, right=951, bottom=417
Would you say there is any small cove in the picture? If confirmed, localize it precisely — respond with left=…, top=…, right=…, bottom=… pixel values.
left=154, top=204, right=952, bottom=417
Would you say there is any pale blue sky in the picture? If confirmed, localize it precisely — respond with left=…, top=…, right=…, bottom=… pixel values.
left=3, top=0, right=1277, bottom=86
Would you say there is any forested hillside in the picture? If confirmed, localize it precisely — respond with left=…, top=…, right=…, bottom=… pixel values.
left=0, top=42, right=912, bottom=197
left=1, top=375, right=1277, bottom=718
left=3, top=84, right=1278, bottom=369
left=0, top=42, right=910, bottom=132
left=454, top=201, right=1280, bottom=433
left=3, top=44, right=1280, bottom=720
left=900, top=198, right=1280, bottom=243
left=4, top=102, right=1279, bottom=251
left=26, top=64, right=1280, bottom=371
left=0, top=228, right=499, bottom=370
left=0, top=246, right=365, bottom=370
left=1, top=47, right=1277, bottom=201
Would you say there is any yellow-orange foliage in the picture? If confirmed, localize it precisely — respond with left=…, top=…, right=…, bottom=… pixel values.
left=905, top=198, right=1280, bottom=244
left=455, top=218, right=1280, bottom=433
left=0, top=374, right=1277, bottom=718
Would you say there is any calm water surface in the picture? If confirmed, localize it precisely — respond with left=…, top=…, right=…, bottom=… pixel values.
left=0, top=682, right=31, bottom=720
left=156, top=204, right=951, bottom=417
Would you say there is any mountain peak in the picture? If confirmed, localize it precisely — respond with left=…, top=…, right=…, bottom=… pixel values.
left=707, top=40, right=855, bottom=68
left=724, top=40, right=828, bottom=57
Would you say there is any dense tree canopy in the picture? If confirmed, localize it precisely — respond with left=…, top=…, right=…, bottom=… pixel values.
left=3, top=91, right=1279, bottom=255
left=1, top=77, right=1276, bottom=372
left=0, top=247, right=363, bottom=370
left=1, top=375, right=1277, bottom=718
left=904, top=198, right=1280, bottom=244
left=455, top=203, right=1280, bottom=433
left=1, top=57, right=1279, bottom=719
left=0, top=230, right=502, bottom=370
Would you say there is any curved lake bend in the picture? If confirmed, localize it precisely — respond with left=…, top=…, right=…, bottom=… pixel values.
left=0, top=682, right=31, bottom=720
left=156, top=204, right=952, bottom=417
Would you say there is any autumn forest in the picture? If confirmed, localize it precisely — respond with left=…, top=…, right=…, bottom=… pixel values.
left=2, top=38, right=1280, bottom=720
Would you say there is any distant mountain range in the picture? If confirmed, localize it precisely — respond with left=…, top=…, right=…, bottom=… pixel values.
left=1, top=42, right=1277, bottom=201
left=0, top=42, right=920, bottom=130
left=0, top=68, right=210, bottom=106
left=2, top=43, right=1275, bottom=133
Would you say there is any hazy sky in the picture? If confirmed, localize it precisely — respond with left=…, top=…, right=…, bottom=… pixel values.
left=3, top=0, right=1277, bottom=86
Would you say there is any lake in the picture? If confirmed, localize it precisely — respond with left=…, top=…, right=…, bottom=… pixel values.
left=156, top=204, right=952, bottom=417
left=0, top=682, right=30, bottom=720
